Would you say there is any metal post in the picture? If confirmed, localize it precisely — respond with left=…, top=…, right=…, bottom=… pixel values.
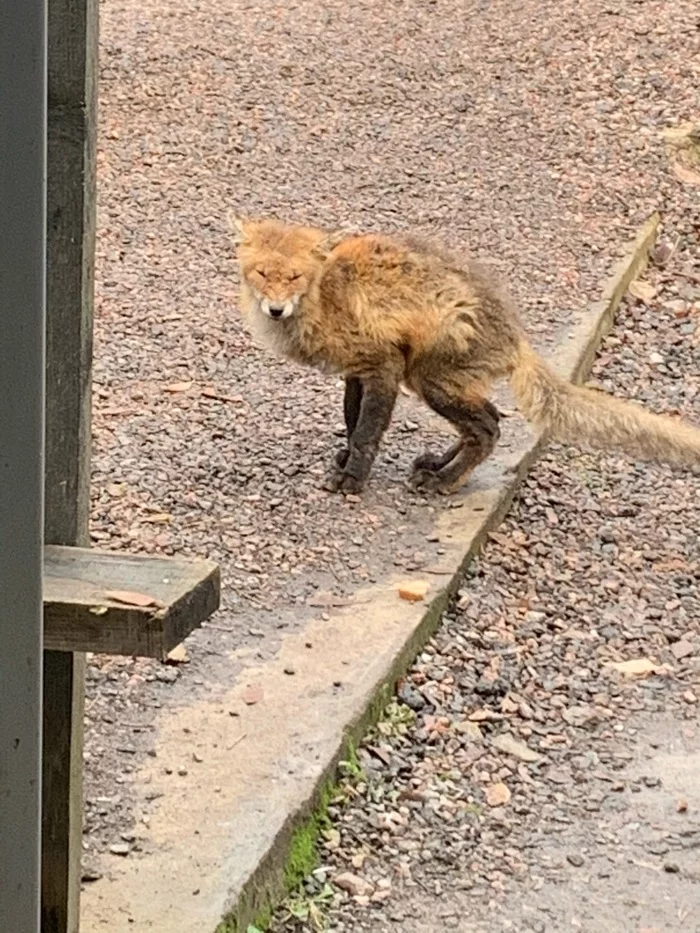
left=0, top=0, right=47, bottom=930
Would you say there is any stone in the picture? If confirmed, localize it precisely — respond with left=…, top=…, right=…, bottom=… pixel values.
left=491, top=732, right=540, bottom=762
left=562, top=705, right=597, bottom=727
left=333, top=872, right=373, bottom=897
left=109, top=843, right=130, bottom=857
left=398, top=580, right=431, bottom=602
left=671, top=640, right=694, bottom=661
left=485, top=782, right=511, bottom=807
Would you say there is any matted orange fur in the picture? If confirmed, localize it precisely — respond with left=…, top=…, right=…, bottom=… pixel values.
left=233, top=216, right=700, bottom=494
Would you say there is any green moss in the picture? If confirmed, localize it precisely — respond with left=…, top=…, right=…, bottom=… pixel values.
left=214, top=918, right=238, bottom=933
left=214, top=895, right=273, bottom=932
left=249, top=910, right=271, bottom=933
left=284, top=819, right=321, bottom=890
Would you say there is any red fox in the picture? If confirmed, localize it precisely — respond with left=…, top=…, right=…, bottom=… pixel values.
left=233, top=216, right=700, bottom=494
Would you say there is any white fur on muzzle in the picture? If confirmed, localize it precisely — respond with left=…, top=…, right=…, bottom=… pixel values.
left=260, top=296, right=298, bottom=320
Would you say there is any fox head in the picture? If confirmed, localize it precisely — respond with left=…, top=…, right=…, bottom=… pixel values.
left=232, top=216, right=346, bottom=320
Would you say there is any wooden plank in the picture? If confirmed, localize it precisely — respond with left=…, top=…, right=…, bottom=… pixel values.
left=43, top=0, right=98, bottom=928
left=45, top=4, right=96, bottom=538
left=44, top=546, right=221, bottom=657
left=41, top=652, right=85, bottom=933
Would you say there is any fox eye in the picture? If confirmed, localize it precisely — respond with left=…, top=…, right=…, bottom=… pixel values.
left=255, top=267, right=267, bottom=278
left=289, top=273, right=302, bottom=282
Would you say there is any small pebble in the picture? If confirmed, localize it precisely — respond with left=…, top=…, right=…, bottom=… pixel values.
left=109, top=843, right=130, bottom=857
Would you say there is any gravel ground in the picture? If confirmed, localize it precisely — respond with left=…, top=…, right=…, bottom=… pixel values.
left=84, top=0, right=699, bottom=886
left=271, top=216, right=700, bottom=931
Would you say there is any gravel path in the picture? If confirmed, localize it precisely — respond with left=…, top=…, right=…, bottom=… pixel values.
left=270, top=215, right=700, bottom=931
left=84, top=0, right=699, bottom=888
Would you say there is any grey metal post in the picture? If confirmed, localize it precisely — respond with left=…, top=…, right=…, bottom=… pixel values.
left=0, top=0, right=47, bottom=930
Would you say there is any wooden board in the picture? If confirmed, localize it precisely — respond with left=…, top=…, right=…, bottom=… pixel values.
left=44, top=546, right=221, bottom=658
left=43, top=0, right=99, bottom=926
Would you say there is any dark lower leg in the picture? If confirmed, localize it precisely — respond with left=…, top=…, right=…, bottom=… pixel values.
left=326, top=376, right=397, bottom=493
left=412, top=394, right=500, bottom=492
left=336, top=377, right=363, bottom=468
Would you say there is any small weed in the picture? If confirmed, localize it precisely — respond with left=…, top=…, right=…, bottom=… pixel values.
left=376, top=698, right=416, bottom=737
left=338, top=738, right=365, bottom=780
left=282, top=882, right=334, bottom=930
left=463, top=801, right=483, bottom=817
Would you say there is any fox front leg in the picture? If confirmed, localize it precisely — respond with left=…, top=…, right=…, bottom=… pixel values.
left=325, top=374, right=398, bottom=494
left=335, top=377, right=363, bottom=469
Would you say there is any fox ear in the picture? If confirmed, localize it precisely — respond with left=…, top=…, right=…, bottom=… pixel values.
left=229, top=213, right=250, bottom=244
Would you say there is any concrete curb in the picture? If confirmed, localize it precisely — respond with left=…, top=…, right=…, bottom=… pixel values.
left=227, top=211, right=660, bottom=931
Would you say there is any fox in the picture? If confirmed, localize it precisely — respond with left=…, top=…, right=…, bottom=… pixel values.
left=232, top=215, right=700, bottom=495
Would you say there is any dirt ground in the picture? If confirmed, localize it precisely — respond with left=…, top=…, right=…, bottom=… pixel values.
left=84, top=0, right=699, bottom=923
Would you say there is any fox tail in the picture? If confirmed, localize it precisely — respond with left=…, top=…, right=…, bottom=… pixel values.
left=509, top=340, right=700, bottom=467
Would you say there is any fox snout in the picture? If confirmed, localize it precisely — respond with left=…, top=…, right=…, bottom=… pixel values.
left=260, top=296, right=298, bottom=320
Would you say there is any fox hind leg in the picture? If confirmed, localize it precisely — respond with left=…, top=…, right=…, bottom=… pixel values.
left=411, top=382, right=500, bottom=493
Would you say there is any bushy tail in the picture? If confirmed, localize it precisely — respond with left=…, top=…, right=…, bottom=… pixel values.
left=509, top=341, right=700, bottom=467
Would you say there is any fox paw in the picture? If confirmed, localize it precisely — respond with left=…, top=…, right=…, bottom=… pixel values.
left=322, top=468, right=365, bottom=495
left=409, top=468, right=444, bottom=492
left=412, top=450, right=444, bottom=473
left=409, top=468, right=462, bottom=495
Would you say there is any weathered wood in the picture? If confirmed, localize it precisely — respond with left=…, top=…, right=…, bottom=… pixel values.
left=45, top=5, right=97, bottom=539
left=43, top=0, right=99, bottom=929
left=44, top=546, right=221, bottom=657
left=41, top=652, right=85, bottom=933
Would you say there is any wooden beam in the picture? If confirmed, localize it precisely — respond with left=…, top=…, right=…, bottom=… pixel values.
left=43, top=0, right=98, bottom=929
left=44, top=546, right=221, bottom=657
left=41, top=653, right=85, bottom=933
